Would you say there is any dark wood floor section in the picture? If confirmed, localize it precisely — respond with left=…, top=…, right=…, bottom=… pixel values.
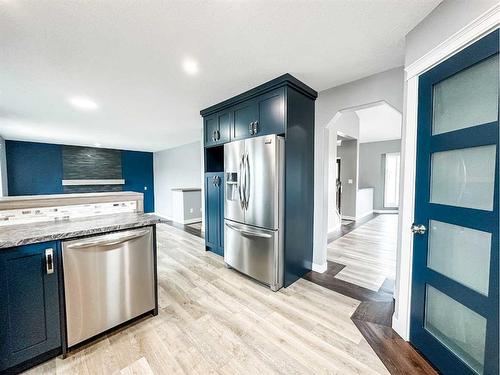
left=162, top=219, right=204, bottom=239
left=304, top=262, right=437, bottom=374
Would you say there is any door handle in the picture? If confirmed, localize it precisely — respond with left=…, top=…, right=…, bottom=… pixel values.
left=411, top=223, right=427, bottom=235
left=225, top=222, right=272, bottom=238
left=216, top=130, right=220, bottom=141
left=212, top=130, right=217, bottom=142
left=244, top=153, right=250, bottom=210
left=252, top=121, right=258, bottom=135
left=45, top=248, right=54, bottom=274
left=249, top=122, right=254, bottom=135
left=239, top=155, right=245, bottom=210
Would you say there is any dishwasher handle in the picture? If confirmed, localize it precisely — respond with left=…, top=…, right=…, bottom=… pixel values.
left=65, top=229, right=151, bottom=249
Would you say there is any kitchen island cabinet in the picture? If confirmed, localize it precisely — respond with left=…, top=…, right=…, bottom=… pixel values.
left=0, top=241, right=62, bottom=373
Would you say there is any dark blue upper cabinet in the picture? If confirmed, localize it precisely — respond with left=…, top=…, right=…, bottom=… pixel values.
left=204, top=114, right=218, bottom=147
left=217, top=110, right=231, bottom=144
left=232, top=100, right=259, bottom=141
left=0, top=242, right=61, bottom=372
left=255, top=87, right=285, bottom=136
left=231, top=88, right=285, bottom=140
left=205, top=110, right=231, bottom=147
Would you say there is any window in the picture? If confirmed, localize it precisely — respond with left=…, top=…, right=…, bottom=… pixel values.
left=384, top=152, right=400, bottom=207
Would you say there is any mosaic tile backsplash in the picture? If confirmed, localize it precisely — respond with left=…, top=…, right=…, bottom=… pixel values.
left=0, top=201, right=137, bottom=226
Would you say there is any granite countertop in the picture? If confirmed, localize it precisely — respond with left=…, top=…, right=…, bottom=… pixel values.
left=0, top=212, right=165, bottom=249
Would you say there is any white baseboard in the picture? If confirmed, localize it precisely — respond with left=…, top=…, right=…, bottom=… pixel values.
left=327, top=224, right=341, bottom=235
left=392, top=314, right=409, bottom=341
left=374, top=209, right=399, bottom=214
left=342, top=211, right=373, bottom=222
left=312, top=262, right=327, bottom=273
left=341, top=215, right=356, bottom=221
left=356, top=210, right=373, bottom=220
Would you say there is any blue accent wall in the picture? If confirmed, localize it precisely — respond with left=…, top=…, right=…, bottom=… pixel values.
left=5, top=141, right=155, bottom=212
left=6, top=141, right=63, bottom=196
left=122, top=150, right=155, bottom=213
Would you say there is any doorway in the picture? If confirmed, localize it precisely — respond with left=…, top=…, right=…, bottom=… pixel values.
left=410, top=30, right=498, bottom=375
left=336, top=158, right=341, bottom=215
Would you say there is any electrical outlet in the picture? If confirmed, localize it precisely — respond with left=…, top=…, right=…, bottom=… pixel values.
left=189, top=208, right=193, bottom=213
left=144, top=186, right=148, bottom=191
left=348, top=179, right=353, bottom=184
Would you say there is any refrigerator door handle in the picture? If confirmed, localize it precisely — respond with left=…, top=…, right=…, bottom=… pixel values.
left=239, top=154, right=245, bottom=210
left=225, top=222, right=272, bottom=239
left=245, top=153, right=250, bottom=210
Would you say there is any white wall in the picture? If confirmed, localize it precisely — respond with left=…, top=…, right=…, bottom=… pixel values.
left=327, top=111, right=360, bottom=232
left=314, top=67, right=404, bottom=270
left=337, top=139, right=358, bottom=219
left=0, top=136, right=8, bottom=197
left=405, top=0, right=498, bottom=66
left=359, top=140, right=401, bottom=211
left=154, top=141, right=202, bottom=219
left=356, top=188, right=374, bottom=219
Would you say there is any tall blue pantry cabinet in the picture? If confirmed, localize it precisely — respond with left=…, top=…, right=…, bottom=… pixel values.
left=200, top=74, right=318, bottom=287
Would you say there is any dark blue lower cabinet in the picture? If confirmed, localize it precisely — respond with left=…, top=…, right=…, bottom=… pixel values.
left=0, top=241, right=62, bottom=372
left=205, top=172, right=224, bottom=256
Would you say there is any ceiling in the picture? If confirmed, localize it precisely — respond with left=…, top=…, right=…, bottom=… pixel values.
left=356, top=102, right=402, bottom=143
left=0, top=0, right=440, bottom=152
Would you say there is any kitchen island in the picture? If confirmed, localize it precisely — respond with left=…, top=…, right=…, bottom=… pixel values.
left=0, top=207, right=164, bottom=374
left=0, top=211, right=163, bottom=248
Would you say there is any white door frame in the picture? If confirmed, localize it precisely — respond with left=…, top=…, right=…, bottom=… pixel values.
left=392, top=4, right=499, bottom=340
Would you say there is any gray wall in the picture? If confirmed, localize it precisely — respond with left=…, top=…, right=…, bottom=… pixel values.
left=313, top=67, right=404, bottom=268
left=154, top=141, right=202, bottom=219
left=337, top=139, right=358, bottom=218
left=405, top=0, right=498, bottom=66
left=359, top=139, right=401, bottom=211
left=0, top=136, right=7, bottom=196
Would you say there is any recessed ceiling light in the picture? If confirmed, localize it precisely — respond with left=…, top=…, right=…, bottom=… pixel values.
left=182, top=58, right=199, bottom=75
left=68, top=96, right=99, bottom=111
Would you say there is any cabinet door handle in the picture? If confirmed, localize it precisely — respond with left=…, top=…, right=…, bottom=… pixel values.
left=253, top=121, right=258, bottom=135
left=212, top=131, right=217, bottom=142
left=249, top=122, right=254, bottom=135
left=45, top=248, right=54, bottom=275
left=216, top=130, right=220, bottom=141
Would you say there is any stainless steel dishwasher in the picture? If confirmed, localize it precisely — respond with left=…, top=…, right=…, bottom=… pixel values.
left=62, top=227, right=155, bottom=348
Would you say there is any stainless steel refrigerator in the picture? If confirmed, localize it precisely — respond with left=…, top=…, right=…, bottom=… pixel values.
left=224, top=134, right=284, bottom=291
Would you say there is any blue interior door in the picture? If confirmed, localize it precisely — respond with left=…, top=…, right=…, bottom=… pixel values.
left=411, top=30, right=499, bottom=375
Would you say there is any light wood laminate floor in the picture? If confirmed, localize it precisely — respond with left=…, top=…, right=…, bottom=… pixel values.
left=327, top=215, right=397, bottom=291
left=26, top=223, right=389, bottom=375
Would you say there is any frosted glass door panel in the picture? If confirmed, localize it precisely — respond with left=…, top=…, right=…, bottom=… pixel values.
left=428, top=220, right=491, bottom=295
left=430, top=145, right=497, bottom=210
left=425, top=285, right=486, bottom=374
left=433, top=54, right=499, bottom=135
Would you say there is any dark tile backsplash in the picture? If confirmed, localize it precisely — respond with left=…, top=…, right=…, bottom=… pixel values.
left=62, top=146, right=122, bottom=180
left=62, top=146, right=123, bottom=193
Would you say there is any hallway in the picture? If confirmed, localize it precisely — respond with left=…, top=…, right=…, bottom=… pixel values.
left=327, top=214, right=398, bottom=292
